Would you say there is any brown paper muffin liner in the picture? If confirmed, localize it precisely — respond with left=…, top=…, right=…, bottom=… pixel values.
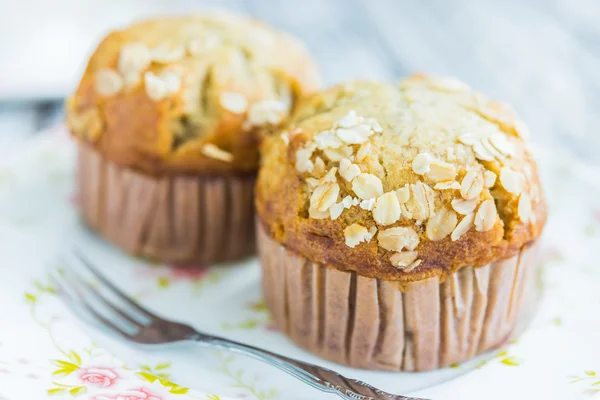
left=77, top=143, right=256, bottom=265
left=257, top=222, right=540, bottom=371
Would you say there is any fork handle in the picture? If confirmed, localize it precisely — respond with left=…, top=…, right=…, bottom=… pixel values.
left=190, top=333, right=427, bottom=400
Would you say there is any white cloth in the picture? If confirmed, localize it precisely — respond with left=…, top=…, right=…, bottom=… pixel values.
left=0, top=129, right=598, bottom=399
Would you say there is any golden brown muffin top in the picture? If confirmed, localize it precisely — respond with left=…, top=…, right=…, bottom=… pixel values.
left=256, top=74, right=546, bottom=282
left=66, top=13, right=320, bottom=176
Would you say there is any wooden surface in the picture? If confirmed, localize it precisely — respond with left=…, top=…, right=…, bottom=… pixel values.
left=0, top=0, right=598, bottom=162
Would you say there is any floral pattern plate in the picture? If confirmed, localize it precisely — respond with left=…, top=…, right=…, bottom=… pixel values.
left=0, top=127, right=599, bottom=400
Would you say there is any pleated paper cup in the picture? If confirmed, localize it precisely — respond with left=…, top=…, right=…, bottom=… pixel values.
left=77, top=144, right=256, bottom=265
left=257, top=222, right=540, bottom=372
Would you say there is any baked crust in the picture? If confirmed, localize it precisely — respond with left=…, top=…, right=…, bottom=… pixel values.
left=66, top=13, right=321, bottom=176
left=256, top=76, right=547, bottom=282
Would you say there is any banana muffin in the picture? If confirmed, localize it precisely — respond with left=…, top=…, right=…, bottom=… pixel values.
left=256, top=74, right=546, bottom=371
left=67, top=13, right=320, bottom=264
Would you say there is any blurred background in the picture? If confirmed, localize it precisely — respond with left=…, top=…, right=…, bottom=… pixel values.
left=0, top=0, right=599, bottom=163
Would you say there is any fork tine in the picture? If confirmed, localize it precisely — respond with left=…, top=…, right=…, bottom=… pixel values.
left=72, top=249, right=159, bottom=321
left=56, top=264, right=138, bottom=339
left=65, top=262, right=147, bottom=328
left=50, top=267, right=105, bottom=329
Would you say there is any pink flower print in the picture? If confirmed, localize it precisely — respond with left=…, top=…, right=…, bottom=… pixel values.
left=79, top=367, right=119, bottom=388
left=92, top=387, right=162, bottom=400
left=134, top=264, right=209, bottom=281
left=168, top=265, right=209, bottom=280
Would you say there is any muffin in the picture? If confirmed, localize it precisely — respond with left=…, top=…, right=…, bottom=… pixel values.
left=256, top=74, right=546, bottom=371
left=66, top=14, right=320, bottom=264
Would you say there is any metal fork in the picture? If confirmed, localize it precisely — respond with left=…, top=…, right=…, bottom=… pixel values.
left=51, top=251, right=428, bottom=400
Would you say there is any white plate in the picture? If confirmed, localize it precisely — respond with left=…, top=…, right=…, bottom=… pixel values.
left=0, top=129, right=598, bottom=400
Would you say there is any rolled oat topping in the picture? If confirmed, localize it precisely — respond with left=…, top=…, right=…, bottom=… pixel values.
left=281, top=75, right=540, bottom=271
left=352, top=173, right=384, bottom=200
left=427, top=160, right=457, bottom=182
left=247, top=100, right=288, bottom=127
left=150, top=43, right=186, bottom=63
left=295, top=144, right=316, bottom=173
left=460, top=169, right=484, bottom=200
left=310, top=182, right=340, bottom=213
left=390, top=251, right=419, bottom=269
left=344, top=224, right=374, bottom=248
left=359, top=198, right=376, bottom=211
left=412, top=152, right=433, bottom=175
left=426, top=207, right=458, bottom=241
left=312, top=157, right=326, bottom=177
left=434, top=181, right=461, bottom=190
left=451, top=212, right=475, bottom=241
left=315, top=130, right=342, bottom=150
left=220, top=92, right=248, bottom=114
left=95, top=69, right=123, bottom=96
left=144, top=70, right=181, bottom=101
left=395, top=184, right=411, bottom=203
left=329, top=202, right=345, bottom=220
left=518, top=193, right=533, bottom=223
left=484, top=170, right=497, bottom=188
left=372, top=192, right=401, bottom=226
left=451, top=198, right=478, bottom=215
left=201, top=144, right=233, bottom=162
left=474, top=199, right=497, bottom=232
left=500, top=167, right=524, bottom=194
left=409, top=181, right=436, bottom=221
left=378, top=227, right=419, bottom=252
left=118, top=43, right=151, bottom=81
left=339, top=158, right=361, bottom=182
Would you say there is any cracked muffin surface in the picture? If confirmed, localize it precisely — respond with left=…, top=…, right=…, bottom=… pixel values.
left=256, top=74, right=546, bottom=282
left=66, top=13, right=321, bottom=176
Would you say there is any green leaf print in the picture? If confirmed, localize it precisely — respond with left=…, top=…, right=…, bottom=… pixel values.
left=155, top=362, right=172, bottom=370
left=569, top=370, right=600, bottom=395
left=69, top=386, right=87, bottom=396
left=137, top=371, right=158, bottom=383
left=51, top=359, right=80, bottom=376
left=170, top=386, right=190, bottom=394
left=213, top=351, right=278, bottom=400
left=47, top=388, right=67, bottom=396
left=25, top=293, right=37, bottom=304
left=68, top=350, right=82, bottom=366
left=157, top=277, right=171, bottom=288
